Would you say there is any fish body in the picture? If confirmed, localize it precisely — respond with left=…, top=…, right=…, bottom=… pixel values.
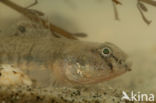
left=0, top=23, right=131, bottom=87
left=0, top=0, right=131, bottom=87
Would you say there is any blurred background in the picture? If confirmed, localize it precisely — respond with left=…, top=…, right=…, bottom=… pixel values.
left=0, top=0, right=156, bottom=94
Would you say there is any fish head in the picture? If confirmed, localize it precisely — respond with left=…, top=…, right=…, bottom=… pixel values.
left=53, top=41, right=132, bottom=85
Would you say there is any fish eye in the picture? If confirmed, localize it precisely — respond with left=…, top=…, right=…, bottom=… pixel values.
left=101, top=47, right=112, bottom=57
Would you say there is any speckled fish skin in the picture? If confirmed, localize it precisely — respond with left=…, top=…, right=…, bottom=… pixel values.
left=0, top=23, right=131, bottom=87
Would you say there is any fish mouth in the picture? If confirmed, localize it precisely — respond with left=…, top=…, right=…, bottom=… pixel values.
left=123, top=63, right=132, bottom=71
left=120, top=58, right=132, bottom=72
left=111, top=54, right=132, bottom=72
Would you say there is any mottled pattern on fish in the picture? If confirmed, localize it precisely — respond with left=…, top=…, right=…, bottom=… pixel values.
left=0, top=21, right=131, bottom=87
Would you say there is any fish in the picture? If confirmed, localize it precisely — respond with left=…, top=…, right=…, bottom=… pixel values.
left=0, top=0, right=131, bottom=87
left=0, top=22, right=131, bottom=87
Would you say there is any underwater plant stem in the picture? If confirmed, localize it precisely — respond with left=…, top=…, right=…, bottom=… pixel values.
left=26, top=0, right=38, bottom=8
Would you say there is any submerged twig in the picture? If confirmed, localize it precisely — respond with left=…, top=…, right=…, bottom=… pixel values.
left=26, top=0, right=38, bottom=8
left=112, top=0, right=122, bottom=5
left=138, top=0, right=156, bottom=25
left=140, top=0, right=156, bottom=7
left=112, top=0, right=120, bottom=20
left=137, top=0, right=152, bottom=25
left=0, top=0, right=77, bottom=40
left=111, top=0, right=156, bottom=25
left=138, top=1, right=148, bottom=12
left=25, top=0, right=45, bottom=16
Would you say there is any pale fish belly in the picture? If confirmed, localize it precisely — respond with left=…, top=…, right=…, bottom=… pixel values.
left=0, top=61, right=56, bottom=87
left=0, top=64, right=32, bottom=86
